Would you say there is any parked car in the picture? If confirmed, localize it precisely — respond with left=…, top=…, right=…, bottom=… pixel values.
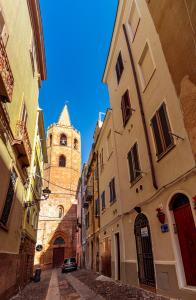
left=62, top=257, right=77, bottom=273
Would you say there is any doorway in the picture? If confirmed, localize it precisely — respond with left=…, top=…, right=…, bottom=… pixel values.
left=134, top=213, right=155, bottom=287
left=171, top=193, right=196, bottom=286
left=115, top=233, right=120, bottom=280
left=53, top=247, right=64, bottom=267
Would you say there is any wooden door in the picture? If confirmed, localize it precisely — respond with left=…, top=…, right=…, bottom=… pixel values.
left=173, top=203, right=196, bottom=286
left=101, top=238, right=111, bottom=277
left=53, top=247, right=64, bottom=267
left=135, top=214, right=155, bottom=287
left=115, top=233, right=120, bottom=280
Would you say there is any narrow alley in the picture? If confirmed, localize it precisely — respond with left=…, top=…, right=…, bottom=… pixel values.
left=11, top=269, right=170, bottom=300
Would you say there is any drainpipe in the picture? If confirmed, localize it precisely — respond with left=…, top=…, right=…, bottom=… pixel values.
left=123, top=24, right=158, bottom=190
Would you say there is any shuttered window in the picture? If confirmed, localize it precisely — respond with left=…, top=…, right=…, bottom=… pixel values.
left=101, top=191, right=106, bottom=210
left=95, top=198, right=100, bottom=217
left=151, top=103, right=173, bottom=158
left=0, top=169, right=17, bottom=226
left=128, top=143, right=141, bottom=183
left=109, top=178, right=116, bottom=203
left=116, top=52, right=124, bottom=84
left=121, top=90, right=132, bottom=126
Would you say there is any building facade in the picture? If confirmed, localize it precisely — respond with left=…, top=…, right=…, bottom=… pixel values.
left=0, top=0, right=46, bottom=299
left=101, top=0, right=196, bottom=299
left=35, top=105, right=81, bottom=269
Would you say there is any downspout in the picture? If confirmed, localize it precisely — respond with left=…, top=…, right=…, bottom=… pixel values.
left=123, top=24, right=158, bottom=190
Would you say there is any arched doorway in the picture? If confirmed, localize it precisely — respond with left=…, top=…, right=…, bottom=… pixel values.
left=170, top=193, right=196, bottom=286
left=53, top=237, right=65, bottom=267
left=134, top=213, right=155, bottom=287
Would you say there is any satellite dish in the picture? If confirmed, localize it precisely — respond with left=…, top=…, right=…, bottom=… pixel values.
left=36, top=244, right=43, bottom=252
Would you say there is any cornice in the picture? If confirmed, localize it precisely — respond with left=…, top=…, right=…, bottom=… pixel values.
left=27, top=0, right=47, bottom=80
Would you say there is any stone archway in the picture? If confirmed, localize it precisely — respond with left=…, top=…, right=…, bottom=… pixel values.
left=53, top=236, right=65, bottom=267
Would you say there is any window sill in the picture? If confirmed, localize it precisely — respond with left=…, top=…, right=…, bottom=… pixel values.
left=110, top=199, right=117, bottom=206
left=129, top=175, right=142, bottom=188
left=156, top=144, right=176, bottom=162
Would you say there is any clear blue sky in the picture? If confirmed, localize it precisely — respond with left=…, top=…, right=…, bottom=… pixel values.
left=39, top=0, right=118, bottom=164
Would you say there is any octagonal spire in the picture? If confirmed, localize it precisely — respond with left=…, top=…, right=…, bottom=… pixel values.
left=58, top=104, right=71, bottom=126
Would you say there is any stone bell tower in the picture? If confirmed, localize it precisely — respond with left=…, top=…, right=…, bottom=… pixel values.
left=35, top=105, right=81, bottom=269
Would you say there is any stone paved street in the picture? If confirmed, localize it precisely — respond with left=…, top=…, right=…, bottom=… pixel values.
left=10, top=268, right=173, bottom=300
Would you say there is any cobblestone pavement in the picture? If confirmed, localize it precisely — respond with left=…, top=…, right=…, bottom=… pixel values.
left=72, top=269, right=170, bottom=300
left=10, top=269, right=52, bottom=300
left=10, top=268, right=171, bottom=300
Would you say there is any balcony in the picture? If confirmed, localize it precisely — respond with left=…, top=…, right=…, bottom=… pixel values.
left=0, top=38, right=14, bottom=103
left=12, top=121, right=32, bottom=167
left=85, top=186, right=93, bottom=201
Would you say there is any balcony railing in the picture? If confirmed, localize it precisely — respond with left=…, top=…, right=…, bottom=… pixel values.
left=0, top=38, right=14, bottom=102
left=12, top=121, right=32, bottom=167
left=85, top=186, right=93, bottom=201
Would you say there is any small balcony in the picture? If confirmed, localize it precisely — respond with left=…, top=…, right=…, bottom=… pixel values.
left=0, top=38, right=14, bottom=103
left=85, top=186, right=93, bottom=201
left=12, top=121, right=32, bottom=167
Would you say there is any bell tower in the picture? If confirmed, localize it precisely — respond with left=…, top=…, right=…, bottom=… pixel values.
left=35, top=105, right=81, bottom=269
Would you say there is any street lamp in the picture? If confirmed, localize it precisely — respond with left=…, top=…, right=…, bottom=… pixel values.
left=24, top=186, right=51, bottom=208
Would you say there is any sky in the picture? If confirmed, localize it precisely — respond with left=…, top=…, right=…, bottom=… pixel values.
left=39, top=0, right=118, bottom=164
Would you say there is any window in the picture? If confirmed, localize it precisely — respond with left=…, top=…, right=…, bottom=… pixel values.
left=100, top=148, right=104, bottom=171
left=53, top=237, right=65, bottom=245
left=128, top=143, right=141, bottom=183
left=59, top=155, right=66, bottom=167
left=49, top=134, right=52, bottom=146
left=115, top=52, right=124, bottom=84
left=101, top=191, right=106, bottom=210
left=58, top=206, right=64, bottom=218
left=74, top=138, right=78, bottom=150
left=21, top=102, right=28, bottom=126
left=26, top=208, right=30, bottom=224
left=109, top=178, right=116, bottom=203
left=151, top=103, right=174, bottom=158
left=60, top=134, right=67, bottom=146
left=128, top=0, right=140, bottom=40
left=30, top=37, right=36, bottom=75
left=138, top=42, right=155, bottom=90
left=107, top=130, right=112, bottom=158
left=95, top=198, right=100, bottom=217
left=121, top=90, right=132, bottom=126
left=85, top=212, right=89, bottom=229
left=0, top=169, right=17, bottom=226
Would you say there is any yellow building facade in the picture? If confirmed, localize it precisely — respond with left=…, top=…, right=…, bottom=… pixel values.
left=101, top=1, right=196, bottom=299
left=0, top=0, right=46, bottom=299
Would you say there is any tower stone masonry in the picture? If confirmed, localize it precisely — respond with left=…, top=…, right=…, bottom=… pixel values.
left=34, top=105, right=81, bottom=269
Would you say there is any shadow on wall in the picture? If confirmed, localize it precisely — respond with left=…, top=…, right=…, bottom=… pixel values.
left=0, top=156, right=24, bottom=300
left=34, top=203, right=77, bottom=270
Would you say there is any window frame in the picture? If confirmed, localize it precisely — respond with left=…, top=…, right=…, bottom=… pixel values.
left=151, top=102, right=174, bottom=160
left=0, top=168, right=18, bottom=229
left=127, top=143, right=142, bottom=184
left=115, top=51, right=124, bottom=84
left=101, top=191, right=106, bottom=211
left=59, top=155, right=66, bottom=167
left=109, top=177, right=116, bottom=204
left=121, top=89, right=132, bottom=127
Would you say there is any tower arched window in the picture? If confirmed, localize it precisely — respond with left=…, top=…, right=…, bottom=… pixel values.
left=58, top=206, right=64, bottom=218
left=60, top=134, right=67, bottom=146
left=59, top=155, right=66, bottom=167
left=49, top=134, right=52, bottom=146
left=74, top=138, right=78, bottom=150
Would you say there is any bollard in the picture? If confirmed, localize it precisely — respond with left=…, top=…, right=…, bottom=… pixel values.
left=33, top=268, right=41, bottom=282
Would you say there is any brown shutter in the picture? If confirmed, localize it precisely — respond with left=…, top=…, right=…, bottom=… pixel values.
left=128, top=150, right=134, bottom=182
left=151, top=115, right=163, bottom=156
left=132, top=144, right=140, bottom=178
left=158, top=104, right=173, bottom=149
left=121, top=94, right=126, bottom=126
